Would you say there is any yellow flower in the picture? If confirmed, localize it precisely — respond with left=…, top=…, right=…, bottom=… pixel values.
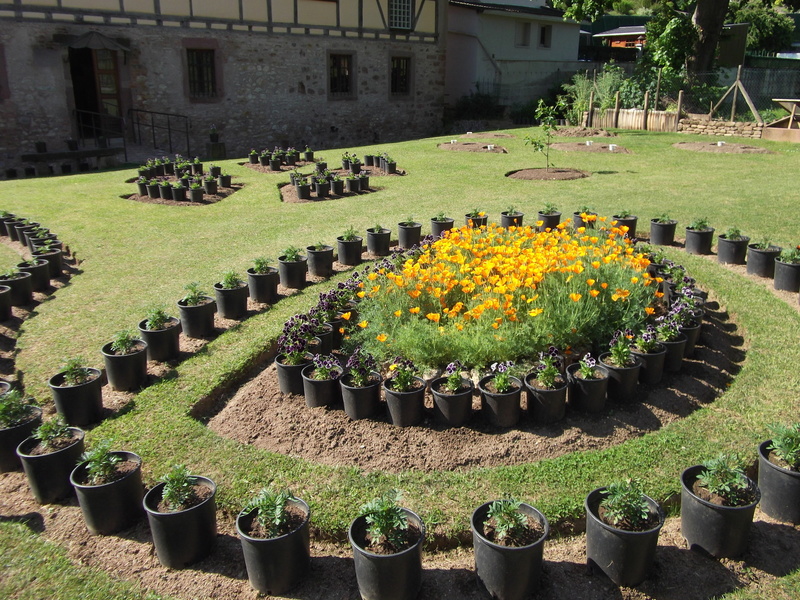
left=569, top=293, right=582, bottom=302
left=376, top=333, right=388, bottom=342
left=645, top=307, right=655, bottom=315
left=426, top=313, right=440, bottom=323
left=630, top=276, right=639, bottom=284
left=586, top=278, right=595, bottom=286
left=409, top=306, right=420, bottom=314
left=357, top=291, right=365, bottom=298
left=591, top=261, right=601, bottom=269
left=393, top=310, right=402, bottom=317
left=358, top=320, right=368, bottom=328
left=528, top=308, right=543, bottom=317
left=340, top=311, right=351, bottom=321
left=589, top=289, right=600, bottom=297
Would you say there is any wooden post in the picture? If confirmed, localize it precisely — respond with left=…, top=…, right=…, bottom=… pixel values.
left=654, top=68, right=662, bottom=110
left=676, top=90, right=684, bottom=132
left=642, top=90, right=650, bottom=131
left=587, top=90, right=595, bottom=127
left=730, top=65, right=742, bottom=122
left=613, top=91, right=621, bottom=128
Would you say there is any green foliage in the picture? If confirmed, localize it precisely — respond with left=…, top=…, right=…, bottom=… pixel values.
left=358, top=489, right=408, bottom=550
left=34, top=416, right=71, bottom=450
left=485, top=499, right=528, bottom=543
left=432, top=212, right=449, bottom=222
left=251, top=257, right=272, bottom=274
left=779, top=246, right=800, bottom=265
left=387, top=357, right=418, bottom=392
left=181, top=282, right=207, bottom=306
left=219, top=270, right=243, bottom=290
left=600, top=479, right=652, bottom=530
left=768, top=423, right=800, bottom=469
left=345, top=346, right=377, bottom=387
left=722, top=227, right=744, bottom=240
left=160, top=464, right=197, bottom=511
left=0, top=389, right=37, bottom=428
left=490, top=361, right=514, bottom=392
left=80, top=440, right=121, bottom=485
left=442, top=361, right=465, bottom=392
left=540, top=202, right=559, bottom=215
left=687, top=217, right=710, bottom=231
left=144, top=307, right=170, bottom=331
left=110, top=330, right=140, bottom=355
left=309, top=354, right=341, bottom=381
left=60, top=356, right=91, bottom=385
left=523, top=100, right=563, bottom=171
left=340, top=226, right=358, bottom=242
left=729, top=0, right=794, bottom=53
left=646, top=6, right=697, bottom=73
left=696, top=454, right=753, bottom=506
left=653, top=213, right=673, bottom=224
left=244, top=487, right=298, bottom=538
left=533, top=351, right=561, bottom=389
left=608, top=330, right=635, bottom=367
left=281, top=246, right=302, bottom=262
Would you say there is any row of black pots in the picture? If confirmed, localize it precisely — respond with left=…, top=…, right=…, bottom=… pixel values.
left=294, top=175, right=370, bottom=200
left=139, top=179, right=226, bottom=200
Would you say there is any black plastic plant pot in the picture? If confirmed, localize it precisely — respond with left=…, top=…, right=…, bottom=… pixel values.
left=774, top=260, right=800, bottom=293
left=685, top=228, right=715, bottom=255
left=398, top=223, right=422, bottom=250
left=717, top=236, right=749, bottom=265
left=746, top=245, right=781, bottom=278
left=213, top=283, right=249, bottom=320
left=307, top=246, right=334, bottom=278
left=613, top=215, right=638, bottom=238
left=680, top=321, right=702, bottom=358
left=585, top=487, right=664, bottom=587
left=278, top=256, right=308, bottom=289
left=478, top=375, right=522, bottom=428
left=32, top=248, right=63, bottom=278
left=430, top=377, right=473, bottom=427
left=137, top=318, right=181, bottom=362
left=340, top=376, right=382, bottom=421
left=566, top=364, right=609, bottom=413
left=0, top=285, right=11, bottom=320
left=177, top=297, right=216, bottom=339
left=276, top=356, right=308, bottom=396
left=631, top=345, right=666, bottom=385
left=501, top=212, right=524, bottom=228
left=247, top=268, right=279, bottom=304
left=537, top=212, right=561, bottom=232
left=337, top=237, right=363, bottom=267
left=1, top=271, right=33, bottom=306
left=367, top=229, right=392, bottom=257
left=301, top=364, right=342, bottom=408
left=349, top=508, right=424, bottom=600
left=598, top=353, right=641, bottom=404
left=661, top=334, right=687, bottom=372
left=237, top=499, right=311, bottom=595
left=143, top=477, right=217, bottom=569
left=384, top=377, right=425, bottom=427
left=649, top=220, right=677, bottom=246
left=70, top=451, right=144, bottom=535
left=680, top=465, right=760, bottom=558
left=17, top=427, right=85, bottom=504
left=0, top=407, right=42, bottom=472
left=101, top=341, right=148, bottom=392
left=757, top=440, right=800, bottom=524
left=4, top=218, right=24, bottom=240
left=17, top=259, right=50, bottom=292
left=48, top=368, right=103, bottom=426
left=430, top=218, right=454, bottom=239
left=524, top=374, right=567, bottom=423
left=471, top=501, right=549, bottom=600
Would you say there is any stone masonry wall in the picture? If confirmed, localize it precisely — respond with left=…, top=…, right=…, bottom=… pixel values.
left=678, top=117, right=763, bottom=139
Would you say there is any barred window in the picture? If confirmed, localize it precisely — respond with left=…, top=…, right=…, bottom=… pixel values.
left=187, top=49, right=217, bottom=98
left=388, top=0, right=413, bottom=30
left=329, top=54, right=354, bottom=98
left=391, top=56, right=411, bottom=96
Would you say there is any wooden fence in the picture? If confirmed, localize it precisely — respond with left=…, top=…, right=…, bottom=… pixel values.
left=583, top=90, right=684, bottom=132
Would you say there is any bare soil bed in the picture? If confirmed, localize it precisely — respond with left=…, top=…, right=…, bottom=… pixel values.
left=461, top=132, right=515, bottom=138
left=208, top=301, right=741, bottom=474
left=557, top=127, right=616, bottom=138
left=552, top=142, right=631, bottom=154
left=277, top=168, right=404, bottom=203
left=507, top=168, right=590, bottom=181
left=125, top=184, right=244, bottom=206
left=672, top=142, right=773, bottom=154
left=437, top=142, right=508, bottom=153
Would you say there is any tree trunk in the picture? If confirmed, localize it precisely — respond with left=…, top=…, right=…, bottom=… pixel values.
left=689, top=0, right=731, bottom=73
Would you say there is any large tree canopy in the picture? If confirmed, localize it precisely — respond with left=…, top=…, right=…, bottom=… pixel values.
left=728, top=0, right=795, bottom=53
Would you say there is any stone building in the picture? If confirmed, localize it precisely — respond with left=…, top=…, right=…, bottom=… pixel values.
left=0, top=0, right=445, bottom=175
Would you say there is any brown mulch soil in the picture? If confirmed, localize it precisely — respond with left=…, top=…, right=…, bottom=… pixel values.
left=557, top=127, right=616, bottom=138
left=243, top=160, right=316, bottom=173
left=672, top=142, right=773, bottom=154
left=208, top=300, right=741, bottom=474
left=277, top=167, right=403, bottom=203
left=242, top=505, right=307, bottom=539
left=156, top=482, right=214, bottom=513
left=461, top=132, right=515, bottom=138
left=481, top=514, right=545, bottom=547
left=551, top=142, right=631, bottom=154
left=125, top=184, right=244, bottom=206
left=72, top=460, right=139, bottom=486
left=437, top=142, right=508, bottom=153
left=507, top=168, right=590, bottom=181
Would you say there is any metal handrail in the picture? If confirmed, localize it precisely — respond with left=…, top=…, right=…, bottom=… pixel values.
left=128, top=108, right=191, bottom=158
left=73, top=109, right=128, bottom=162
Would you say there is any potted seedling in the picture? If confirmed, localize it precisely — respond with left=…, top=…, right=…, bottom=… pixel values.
left=301, top=353, right=343, bottom=408
left=681, top=453, right=760, bottom=558
left=17, top=258, right=50, bottom=292
left=572, top=204, right=597, bottom=230
left=383, top=356, right=425, bottom=427
left=0, top=389, right=42, bottom=472
left=337, top=226, right=363, bottom=267
left=758, top=423, right=800, bottom=524
left=465, top=208, right=488, bottom=228
left=774, top=245, right=800, bottom=293
left=278, top=246, right=308, bottom=289
left=500, top=205, right=524, bottom=228
left=306, top=241, right=334, bottom=278
left=746, top=238, right=782, bottom=279
left=430, top=212, right=454, bottom=239
left=537, top=202, right=561, bottom=232
left=188, top=182, right=204, bottom=202
left=17, top=416, right=85, bottom=504
left=717, top=226, right=750, bottom=265
left=247, top=257, right=279, bottom=304
left=137, top=306, right=181, bottom=362
left=101, top=329, right=148, bottom=392
left=213, top=270, right=249, bottom=320
left=177, top=282, right=217, bottom=338
left=430, top=360, right=474, bottom=428
left=237, top=487, right=311, bottom=595
left=397, top=216, right=422, bottom=250
left=630, top=325, right=666, bottom=385
left=599, top=331, right=641, bottom=403
left=143, top=464, right=217, bottom=569
left=31, top=239, right=64, bottom=278
left=478, top=361, right=522, bottom=428
left=525, top=349, right=568, bottom=423
left=472, top=498, right=549, bottom=600
left=171, top=181, right=187, bottom=202
left=348, top=490, right=424, bottom=600
left=366, top=223, right=391, bottom=257
left=685, top=217, right=714, bottom=255
left=275, top=314, right=314, bottom=395
left=0, top=267, right=33, bottom=306
left=612, top=208, right=638, bottom=238
left=649, top=213, right=677, bottom=246
left=48, top=357, right=103, bottom=426
left=566, top=353, right=609, bottom=413
left=341, top=345, right=381, bottom=420
left=585, top=479, right=664, bottom=586
left=70, top=439, right=144, bottom=535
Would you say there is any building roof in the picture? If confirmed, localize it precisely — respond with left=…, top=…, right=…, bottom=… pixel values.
left=593, top=26, right=646, bottom=38
left=449, top=0, right=565, bottom=19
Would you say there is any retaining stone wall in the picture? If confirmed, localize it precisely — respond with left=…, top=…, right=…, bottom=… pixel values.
left=678, top=118, right=763, bottom=139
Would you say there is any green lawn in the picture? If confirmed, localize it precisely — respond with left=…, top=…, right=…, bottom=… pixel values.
left=1, top=128, right=799, bottom=597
